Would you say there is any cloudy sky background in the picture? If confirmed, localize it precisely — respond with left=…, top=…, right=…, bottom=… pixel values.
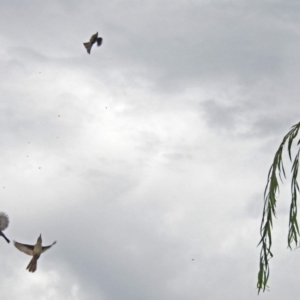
left=0, top=0, right=300, bottom=299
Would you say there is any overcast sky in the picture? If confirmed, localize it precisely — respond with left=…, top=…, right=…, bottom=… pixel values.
left=1, top=0, right=300, bottom=299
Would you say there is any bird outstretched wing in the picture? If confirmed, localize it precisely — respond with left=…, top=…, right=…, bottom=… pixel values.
left=42, top=241, right=57, bottom=253
left=13, top=241, right=34, bottom=256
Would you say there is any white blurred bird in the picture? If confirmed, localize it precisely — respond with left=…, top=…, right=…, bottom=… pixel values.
left=0, top=212, right=10, bottom=243
left=14, top=234, right=56, bottom=272
left=83, top=32, right=103, bottom=54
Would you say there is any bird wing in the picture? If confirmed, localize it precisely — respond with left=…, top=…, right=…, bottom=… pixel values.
left=42, top=241, right=57, bottom=253
left=13, top=241, right=34, bottom=256
left=0, top=212, right=9, bottom=231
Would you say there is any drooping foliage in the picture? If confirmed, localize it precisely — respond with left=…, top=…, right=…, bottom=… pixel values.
left=258, top=122, right=300, bottom=293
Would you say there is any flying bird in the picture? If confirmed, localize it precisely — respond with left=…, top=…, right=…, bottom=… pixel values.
left=0, top=212, right=10, bottom=243
left=14, top=234, right=56, bottom=272
left=83, top=32, right=103, bottom=54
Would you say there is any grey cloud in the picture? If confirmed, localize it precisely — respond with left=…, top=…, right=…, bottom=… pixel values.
left=200, top=99, right=246, bottom=133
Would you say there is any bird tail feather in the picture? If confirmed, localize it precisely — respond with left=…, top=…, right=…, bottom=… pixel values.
left=83, top=42, right=92, bottom=54
left=27, top=257, right=37, bottom=272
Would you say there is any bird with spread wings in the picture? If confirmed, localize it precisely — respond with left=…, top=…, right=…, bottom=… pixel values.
left=14, top=234, right=56, bottom=272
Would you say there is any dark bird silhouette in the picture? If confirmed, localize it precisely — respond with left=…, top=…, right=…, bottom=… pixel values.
left=83, top=32, right=103, bottom=54
left=0, top=212, right=10, bottom=243
left=14, top=234, right=56, bottom=272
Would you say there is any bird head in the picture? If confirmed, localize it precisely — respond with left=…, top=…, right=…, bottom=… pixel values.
left=37, top=234, right=42, bottom=243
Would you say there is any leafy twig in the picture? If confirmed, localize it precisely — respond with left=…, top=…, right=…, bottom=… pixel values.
left=257, top=122, right=300, bottom=293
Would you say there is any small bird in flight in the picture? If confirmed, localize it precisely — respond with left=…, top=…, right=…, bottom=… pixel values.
left=0, top=212, right=10, bottom=243
left=83, top=32, right=103, bottom=54
left=14, top=234, right=56, bottom=272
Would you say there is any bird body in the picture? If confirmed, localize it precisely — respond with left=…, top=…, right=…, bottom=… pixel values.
left=14, top=235, right=56, bottom=272
left=27, top=236, right=42, bottom=272
left=83, top=32, right=103, bottom=54
left=0, top=212, right=10, bottom=243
